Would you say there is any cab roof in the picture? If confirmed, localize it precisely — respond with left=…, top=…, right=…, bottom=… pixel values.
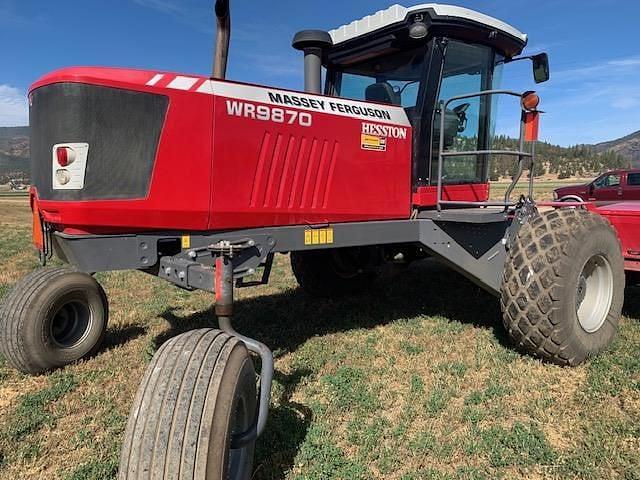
left=328, top=3, right=527, bottom=58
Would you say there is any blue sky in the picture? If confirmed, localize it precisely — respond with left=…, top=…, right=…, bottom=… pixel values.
left=0, top=0, right=638, bottom=145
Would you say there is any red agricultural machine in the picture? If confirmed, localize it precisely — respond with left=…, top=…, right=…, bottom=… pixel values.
left=0, top=2, right=626, bottom=478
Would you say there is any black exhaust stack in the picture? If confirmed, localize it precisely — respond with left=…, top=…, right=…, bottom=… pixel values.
left=213, top=0, right=231, bottom=79
left=292, top=30, right=333, bottom=94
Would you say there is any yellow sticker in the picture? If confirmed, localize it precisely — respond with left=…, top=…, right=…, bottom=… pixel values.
left=326, top=228, right=334, bottom=244
left=303, top=228, right=334, bottom=246
left=181, top=235, right=191, bottom=249
left=361, top=134, right=387, bottom=152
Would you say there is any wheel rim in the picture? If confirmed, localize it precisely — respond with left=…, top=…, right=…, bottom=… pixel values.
left=228, top=391, right=251, bottom=476
left=576, top=254, right=614, bottom=333
left=50, top=300, right=93, bottom=349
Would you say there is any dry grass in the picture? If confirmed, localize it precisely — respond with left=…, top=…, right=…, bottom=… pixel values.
left=0, top=197, right=638, bottom=480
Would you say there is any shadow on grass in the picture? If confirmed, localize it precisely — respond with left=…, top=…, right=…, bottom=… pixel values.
left=155, top=259, right=504, bottom=355
left=622, top=284, right=640, bottom=318
left=151, top=259, right=506, bottom=479
left=98, top=324, right=147, bottom=354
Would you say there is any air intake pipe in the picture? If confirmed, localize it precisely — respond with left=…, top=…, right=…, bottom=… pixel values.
left=292, top=30, right=333, bottom=94
left=213, top=0, right=231, bottom=79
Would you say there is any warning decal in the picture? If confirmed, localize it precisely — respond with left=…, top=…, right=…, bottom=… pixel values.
left=304, top=228, right=334, bottom=246
left=361, top=134, right=387, bottom=152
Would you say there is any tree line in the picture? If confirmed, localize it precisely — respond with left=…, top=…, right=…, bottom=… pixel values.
left=488, top=136, right=628, bottom=180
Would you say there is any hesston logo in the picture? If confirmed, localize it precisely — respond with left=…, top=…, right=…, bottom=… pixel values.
left=361, top=123, right=408, bottom=140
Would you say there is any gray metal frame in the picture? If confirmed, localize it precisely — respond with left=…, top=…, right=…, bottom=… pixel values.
left=53, top=214, right=516, bottom=297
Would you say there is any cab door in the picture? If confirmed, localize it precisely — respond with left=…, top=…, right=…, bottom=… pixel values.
left=624, top=172, right=640, bottom=200
left=592, top=172, right=622, bottom=201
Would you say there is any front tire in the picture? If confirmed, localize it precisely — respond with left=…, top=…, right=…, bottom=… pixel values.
left=0, top=267, right=108, bottom=374
left=501, top=209, right=624, bottom=366
left=119, top=329, right=256, bottom=480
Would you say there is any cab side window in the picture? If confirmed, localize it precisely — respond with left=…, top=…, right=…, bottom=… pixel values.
left=627, top=173, right=640, bottom=186
left=594, top=174, right=620, bottom=188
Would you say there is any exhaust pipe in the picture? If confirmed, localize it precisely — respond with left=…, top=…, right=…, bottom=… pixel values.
left=213, top=0, right=231, bottom=79
left=292, top=30, right=333, bottom=94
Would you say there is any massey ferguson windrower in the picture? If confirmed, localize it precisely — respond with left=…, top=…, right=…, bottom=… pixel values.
left=0, top=2, right=625, bottom=478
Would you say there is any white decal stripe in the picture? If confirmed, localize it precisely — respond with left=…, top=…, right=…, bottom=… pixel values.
left=196, top=80, right=215, bottom=94
left=146, top=74, right=164, bottom=86
left=195, top=80, right=410, bottom=127
left=167, top=76, right=199, bottom=90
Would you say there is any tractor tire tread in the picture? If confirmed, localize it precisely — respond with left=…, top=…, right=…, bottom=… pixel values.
left=501, top=208, right=623, bottom=366
left=119, top=329, right=255, bottom=480
left=0, top=267, right=76, bottom=374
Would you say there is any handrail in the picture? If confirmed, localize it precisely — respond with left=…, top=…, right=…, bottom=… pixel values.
left=436, top=89, right=535, bottom=212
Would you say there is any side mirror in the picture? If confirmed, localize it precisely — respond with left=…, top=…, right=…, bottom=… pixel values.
left=532, top=53, right=550, bottom=84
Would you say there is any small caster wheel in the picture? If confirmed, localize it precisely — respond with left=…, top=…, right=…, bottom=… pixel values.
left=0, top=267, right=109, bottom=375
left=119, top=329, right=257, bottom=480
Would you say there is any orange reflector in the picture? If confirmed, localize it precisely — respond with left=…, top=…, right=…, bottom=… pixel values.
left=524, top=112, right=540, bottom=142
left=521, top=91, right=540, bottom=111
left=31, top=195, right=44, bottom=251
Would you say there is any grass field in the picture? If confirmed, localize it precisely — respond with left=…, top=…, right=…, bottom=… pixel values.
left=0, top=195, right=638, bottom=480
left=489, top=180, right=582, bottom=201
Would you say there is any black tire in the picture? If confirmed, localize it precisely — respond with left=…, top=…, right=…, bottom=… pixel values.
left=501, top=208, right=625, bottom=366
left=119, top=329, right=256, bottom=480
left=0, top=267, right=108, bottom=375
left=291, top=248, right=377, bottom=297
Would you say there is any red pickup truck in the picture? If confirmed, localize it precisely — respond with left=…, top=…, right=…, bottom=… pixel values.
left=554, top=169, right=640, bottom=203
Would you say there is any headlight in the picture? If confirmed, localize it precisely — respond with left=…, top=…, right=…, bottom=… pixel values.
left=553, top=191, right=558, bottom=201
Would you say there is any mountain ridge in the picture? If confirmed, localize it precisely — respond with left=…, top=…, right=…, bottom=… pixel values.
left=594, top=130, right=640, bottom=166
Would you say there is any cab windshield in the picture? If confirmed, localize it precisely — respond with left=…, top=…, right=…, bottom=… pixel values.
left=329, top=45, right=428, bottom=109
left=328, top=39, right=503, bottom=186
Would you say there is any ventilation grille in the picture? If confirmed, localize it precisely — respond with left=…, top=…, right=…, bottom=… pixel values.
left=250, top=133, right=339, bottom=210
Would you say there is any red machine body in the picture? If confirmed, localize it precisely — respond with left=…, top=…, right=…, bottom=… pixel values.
left=592, top=202, right=640, bottom=272
left=29, top=67, right=488, bottom=234
left=29, top=68, right=412, bottom=233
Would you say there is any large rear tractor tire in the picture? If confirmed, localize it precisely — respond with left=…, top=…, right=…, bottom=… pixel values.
left=0, top=267, right=108, bottom=375
left=291, top=247, right=377, bottom=297
left=119, top=329, right=257, bottom=480
left=501, top=208, right=625, bottom=366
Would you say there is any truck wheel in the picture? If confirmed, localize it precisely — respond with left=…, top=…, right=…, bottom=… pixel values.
left=0, top=267, right=108, bottom=375
left=291, top=248, right=377, bottom=297
left=119, top=329, right=256, bottom=480
left=501, top=209, right=624, bottom=366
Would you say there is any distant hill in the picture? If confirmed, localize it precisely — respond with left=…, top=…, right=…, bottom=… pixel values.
left=0, top=126, right=29, bottom=182
left=594, top=130, right=640, bottom=167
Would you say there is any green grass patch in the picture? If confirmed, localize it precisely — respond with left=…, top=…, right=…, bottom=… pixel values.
left=0, top=354, right=8, bottom=384
left=292, top=424, right=369, bottom=480
left=3, top=373, right=77, bottom=443
left=322, top=366, right=379, bottom=412
left=586, top=326, right=640, bottom=396
left=0, top=226, right=30, bottom=263
left=62, top=459, right=118, bottom=480
left=0, top=372, right=78, bottom=464
left=466, top=422, right=556, bottom=468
